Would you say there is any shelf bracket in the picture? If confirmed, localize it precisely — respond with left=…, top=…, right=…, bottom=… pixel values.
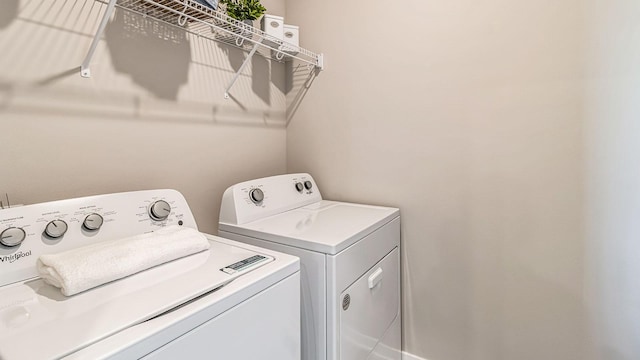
left=316, top=53, right=324, bottom=71
left=80, top=0, right=117, bottom=78
left=224, top=42, right=260, bottom=99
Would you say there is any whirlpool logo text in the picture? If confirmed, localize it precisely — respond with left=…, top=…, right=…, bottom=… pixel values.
left=0, top=251, right=32, bottom=264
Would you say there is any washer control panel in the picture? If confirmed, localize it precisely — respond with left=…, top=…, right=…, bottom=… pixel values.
left=0, top=189, right=197, bottom=287
left=219, top=173, right=322, bottom=225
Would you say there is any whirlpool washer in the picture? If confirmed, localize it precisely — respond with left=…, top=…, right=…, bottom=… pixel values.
left=219, top=173, right=401, bottom=360
left=0, top=189, right=300, bottom=359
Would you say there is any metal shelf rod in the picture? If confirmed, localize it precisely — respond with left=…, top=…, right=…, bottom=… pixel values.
left=80, top=0, right=118, bottom=78
left=224, top=42, right=260, bottom=99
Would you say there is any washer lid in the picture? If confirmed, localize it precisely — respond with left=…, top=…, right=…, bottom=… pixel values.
left=220, top=201, right=400, bottom=255
left=0, top=238, right=276, bottom=360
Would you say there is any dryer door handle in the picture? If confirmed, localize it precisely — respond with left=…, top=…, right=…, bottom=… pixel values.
left=368, top=267, right=383, bottom=289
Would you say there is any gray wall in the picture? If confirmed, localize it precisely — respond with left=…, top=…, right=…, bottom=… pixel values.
left=286, top=0, right=639, bottom=359
left=584, top=0, right=640, bottom=358
left=0, top=0, right=287, bottom=234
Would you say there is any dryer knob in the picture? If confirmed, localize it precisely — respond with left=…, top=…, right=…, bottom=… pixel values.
left=83, top=213, right=104, bottom=231
left=0, top=227, right=26, bottom=247
left=149, top=200, right=171, bottom=221
left=45, top=220, right=68, bottom=239
left=249, top=188, right=264, bottom=204
left=295, top=182, right=304, bottom=192
left=304, top=181, right=313, bottom=190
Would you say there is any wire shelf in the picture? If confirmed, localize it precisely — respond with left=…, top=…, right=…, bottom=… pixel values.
left=112, top=0, right=321, bottom=67
left=81, top=0, right=323, bottom=97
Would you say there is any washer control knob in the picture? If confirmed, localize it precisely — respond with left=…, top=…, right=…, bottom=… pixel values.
left=249, top=188, right=264, bottom=204
left=45, top=220, right=68, bottom=239
left=304, top=181, right=313, bottom=190
left=295, top=182, right=304, bottom=192
left=83, top=213, right=104, bottom=231
left=149, top=200, right=171, bottom=221
left=0, top=227, right=26, bottom=247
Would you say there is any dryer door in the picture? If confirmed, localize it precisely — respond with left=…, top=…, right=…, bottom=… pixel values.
left=339, top=247, right=399, bottom=359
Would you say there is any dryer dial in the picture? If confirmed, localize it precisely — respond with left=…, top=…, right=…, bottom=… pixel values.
left=249, top=188, right=264, bottom=204
left=0, top=227, right=26, bottom=247
left=304, top=181, right=313, bottom=190
left=45, top=220, right=68, bottom=239
left=149, top=200, right=171, bottom=221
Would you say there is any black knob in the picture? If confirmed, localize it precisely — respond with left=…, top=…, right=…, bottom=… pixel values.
left=304, top=181, right=313, bottom=190
left=249, top=188, right=264, bottom=204
left=295, top=182, right=304, bottom=192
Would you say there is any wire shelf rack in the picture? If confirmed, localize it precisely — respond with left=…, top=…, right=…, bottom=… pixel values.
left=81, top=0, right=324, bottom=97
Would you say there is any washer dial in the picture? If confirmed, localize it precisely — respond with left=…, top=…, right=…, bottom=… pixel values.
left=295, top=182, right=304, bottom=192
left=0, top=227, right=26, bottom=247
left=304, top=181, right=313, bottom=190
left=249, top=188, right=264, bottom=204
left=83, top=213, right=104, bottom=231
left=149, top=200, right=171, bottom=221
left=45, top=220, right=68, bottom=239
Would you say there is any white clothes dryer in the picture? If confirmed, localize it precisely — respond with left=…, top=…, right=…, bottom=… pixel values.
left=219, top=173, right=401, bottom=360
left=0, top=190, right=300, bottom=360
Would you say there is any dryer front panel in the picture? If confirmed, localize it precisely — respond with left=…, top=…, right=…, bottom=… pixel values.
left=339, top=247, right=400, bottom=359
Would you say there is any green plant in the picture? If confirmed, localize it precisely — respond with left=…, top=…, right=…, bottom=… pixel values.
left=221, top=0, right=266, bottom=21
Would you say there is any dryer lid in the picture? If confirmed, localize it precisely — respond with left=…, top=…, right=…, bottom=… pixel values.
left=0, top=238, right=275, bottom=360
left=220, top=201, right=399, bottom=255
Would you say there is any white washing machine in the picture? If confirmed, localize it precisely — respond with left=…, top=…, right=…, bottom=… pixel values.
left=219, top=173, right=401, bottom=360
left=0, top=189, right=300, bottom=359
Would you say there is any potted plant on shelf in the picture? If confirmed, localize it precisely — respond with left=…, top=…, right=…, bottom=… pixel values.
left=220, top=0, right=266, bottom=37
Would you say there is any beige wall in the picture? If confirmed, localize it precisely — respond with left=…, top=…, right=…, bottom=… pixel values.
left=0, top=0, right=288, bottom=234
left=283, top=0, right=628, bottom=359
left=2, top=0, right=638, bottom=359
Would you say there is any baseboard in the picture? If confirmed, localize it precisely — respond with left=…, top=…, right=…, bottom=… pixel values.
left=402, top=351, right=427, bottom=360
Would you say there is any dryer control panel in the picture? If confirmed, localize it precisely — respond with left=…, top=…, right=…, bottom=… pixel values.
left=220, top=173, right=322, bottom=225
left=0, top=189, right=197, bottom=286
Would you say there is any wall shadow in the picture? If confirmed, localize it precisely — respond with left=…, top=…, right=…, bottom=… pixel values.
left=0, top=0, right=288, bottom=129
left=221, top=42, right=247, bottom=73
left=105, top=9, right=190, bottom=100
left=286, top=63, right=319, bottom=125
left=270, top=60, right=286, bottom=97
left=0, top=0, right=19, bottom=29
left=252, top=54, right=270, bottom=105
left=34, top=67, right=81, bottom=87
left=0, top=80, right=15, bottom=110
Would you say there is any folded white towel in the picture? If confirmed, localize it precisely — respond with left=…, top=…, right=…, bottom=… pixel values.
left=37, top=226, right=210, bottom=296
